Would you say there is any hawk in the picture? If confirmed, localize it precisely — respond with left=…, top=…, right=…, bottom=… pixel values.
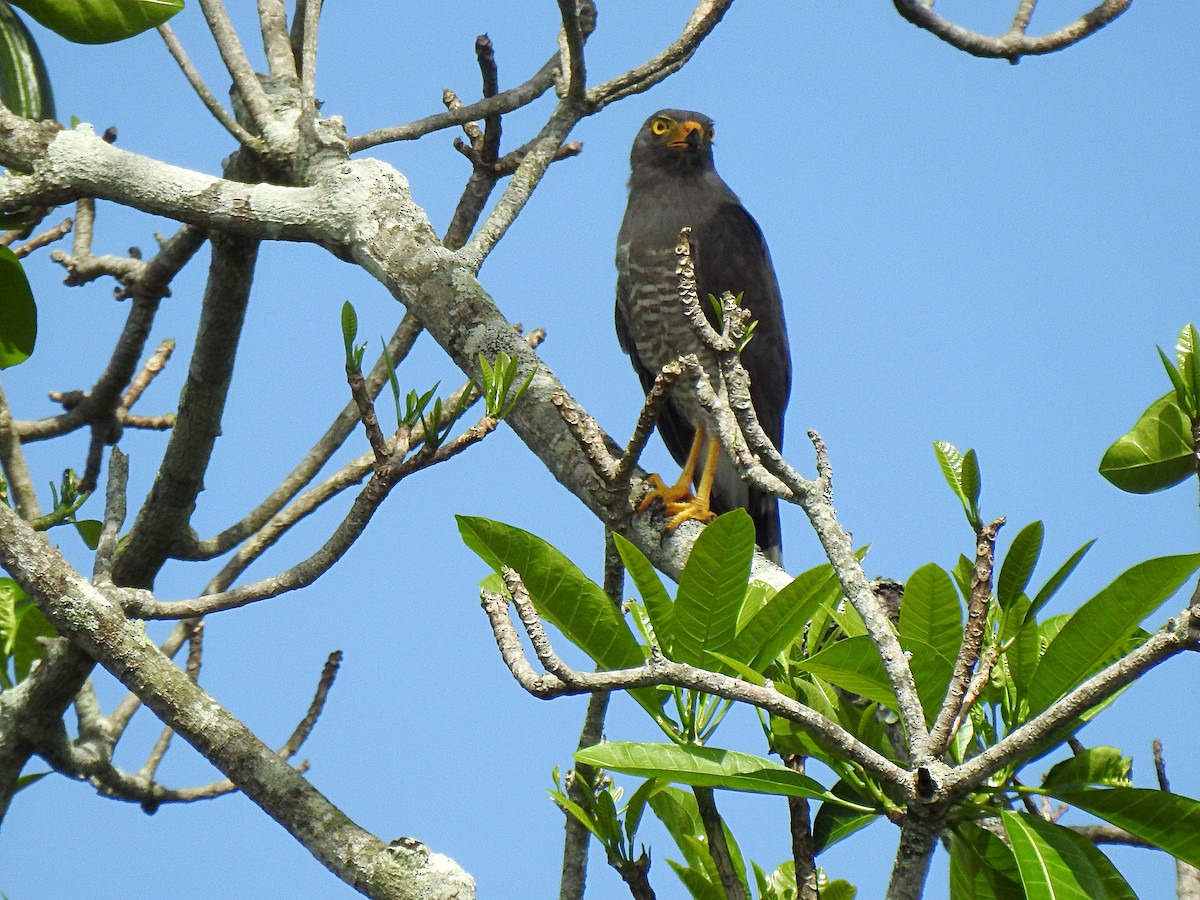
left=615, top=109, right=792, bottom=564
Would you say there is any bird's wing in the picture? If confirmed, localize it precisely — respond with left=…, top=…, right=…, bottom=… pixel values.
left=693, top=199, right=791, bottom=446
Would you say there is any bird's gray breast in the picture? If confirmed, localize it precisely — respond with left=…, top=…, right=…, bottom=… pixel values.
left=616, top=189, right=728, bottom=424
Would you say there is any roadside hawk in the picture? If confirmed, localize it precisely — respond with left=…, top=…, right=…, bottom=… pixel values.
left=615, top=108, right=792, bottom=564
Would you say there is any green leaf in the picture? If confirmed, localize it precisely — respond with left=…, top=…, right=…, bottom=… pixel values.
left=614, top=532, right=675, bottom=654
left=1042, top=747, right=1131, bottom=792
left=798, top=635, right=895, bottom=711
left=961, top=448, right=982, bottom=518
left=811, top=779, right=882, bottom=853
left=0, top=576, right=19, bottom=657
left=1026, top=540, right=1095, bottom=626
left=12, top=595, right=54, bottom=681
left=997, top=521, right=1044, bottom=611
left=575, top=742, right=854, bottom=806
left=0, top=244, right=35, bottom=368
left=1099, top=392, right=1194, bottom=494
left=1050, top=788, right=1200, bottom=869
left=73, top=518, right=102, bottom=550
left=949, top=823, right=1025, bottom=900
left=1180, top=324, right=1200, bottom=414
left=1026, top=552, right=1200, bottom=714
left=9, top=0, right=183, bottom=44
left=1158, top=345, right=1195, bottom=417
left=1000, top=598, right=1039, bottom=717
left=821, top=882, right=857, bottom=900
left=16, top=770, right=47, bottom=791
left=1002, top=810, right=1136, bottom=900
left=898, top=563, right=962, bottom=726
left=650, top=786, right=728, bottom=899
left=0, top=1, right=54, bottom=120
left=458, top=516, right=641, bottom=672
left=672, top=510, right=754, bottom=668
left=729, top=557, right=851, bottom=671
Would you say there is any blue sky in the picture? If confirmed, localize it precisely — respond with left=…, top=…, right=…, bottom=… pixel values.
left=3, top=2, right=1198, bottom=898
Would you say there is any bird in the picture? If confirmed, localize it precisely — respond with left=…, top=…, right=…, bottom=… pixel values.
left=615, top=108, right=791, bottom=564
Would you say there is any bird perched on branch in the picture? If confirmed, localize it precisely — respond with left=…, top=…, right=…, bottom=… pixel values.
left=615, top=108, right=792, bottom=564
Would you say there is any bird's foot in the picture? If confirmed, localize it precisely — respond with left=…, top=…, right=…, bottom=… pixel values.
left=637, top=474, right=716, bottom=531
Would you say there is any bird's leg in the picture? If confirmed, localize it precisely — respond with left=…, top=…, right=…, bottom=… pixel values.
left=638, top=429, right=719, bottom=530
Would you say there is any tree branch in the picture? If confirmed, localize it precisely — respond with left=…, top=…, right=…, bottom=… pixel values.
left=480, top=570, right=910, bottom=794
left=158, top=23, right=267, bottom=152
left=892, top=0, right=1132, bottom=63
left=929, top=517, right=1004, bottom=754
left=0, top=503, right=475, bottom=898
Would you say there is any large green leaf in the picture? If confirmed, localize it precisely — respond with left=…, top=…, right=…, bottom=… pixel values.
left=575, top=742, right=854, bottom=805
left=0, top=1, right=54, bottom=119
left=9, top=0, right=182, bottom=44
left=1002, top=811, right=1136, bottom=899
left=949, top=823, right=1025, bottom=900
left=613, top=532, right=675, bottom=654
left=1026, top=552, right=1200, bottom=714
left=1099, top=392, right=1195, bottom=494
left=458, top=516, right=644, bottom=670
left=0, top=244, right=35, bottom=368
left=1025, top=539, right=1095, bottom=626
left=997, top=521, right=1044, bottom=611
left=898, top=562, right=962, bottom=725
left=730, top=557, right=849, bottom=671
left=796, top=635, right=895, bottom=712
left=811, top=779, right=881, bottom=853
left=1050, top=788, right=1200, bottom=869
left=673, top=510, right=754, bottom=669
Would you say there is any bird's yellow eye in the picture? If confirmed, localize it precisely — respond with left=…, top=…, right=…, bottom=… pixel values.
left=650, top=118, right=670, bottom=136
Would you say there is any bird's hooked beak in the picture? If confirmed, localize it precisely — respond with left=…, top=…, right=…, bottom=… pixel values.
left=668, top=119, right=706, bottom=152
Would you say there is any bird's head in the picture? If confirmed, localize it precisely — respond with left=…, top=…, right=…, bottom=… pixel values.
left=630, top=109, right=716, bottom=173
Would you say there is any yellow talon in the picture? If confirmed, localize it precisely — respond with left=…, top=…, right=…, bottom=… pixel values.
left=637, top=429, right=722, bottom=531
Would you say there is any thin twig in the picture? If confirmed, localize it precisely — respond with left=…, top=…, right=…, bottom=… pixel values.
left=158, top=24, right=267, bottom=152
left=126, top=415, right=498, bottom=619
left=930, top=517, right=1004, bottom=754
left=13, top=218, right=71, bottom=257
left=0, top=382, right=40, bottom=519
left=349, top=55, right=560, bottom=152
left=92, top=447, right=129, bottom=584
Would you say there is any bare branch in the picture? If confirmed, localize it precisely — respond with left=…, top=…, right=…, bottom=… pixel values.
left=291, top=0, right=323, bottom=98
left=12, top=217, right=71, bottom=257
left=930, top=517, right=1004, bottom=754
left=892, top=0, right=1132, bottom=62
left=349, top=55, right=560, bottom=152
left=158, top=24, right=267, bottom=152
left=0, top=502, right=475, bottom=896
left=92, top=447, right=129, bottom=584
left=128, top=414, right=498, bottom=619
left=257, top=0, right=297, bottom=80
left=190, top=314, right=422, bottom=560
left=196, top=0, right=275, bottom=134
left=0, top=381, right=40, bottom=518
left=555, top=0, right=590, bottom=102
left=278, top=650, right=342, bottom=758
left=480, top=570, right=910, bottom=793
left=586, top=0, right=733, bottom=110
